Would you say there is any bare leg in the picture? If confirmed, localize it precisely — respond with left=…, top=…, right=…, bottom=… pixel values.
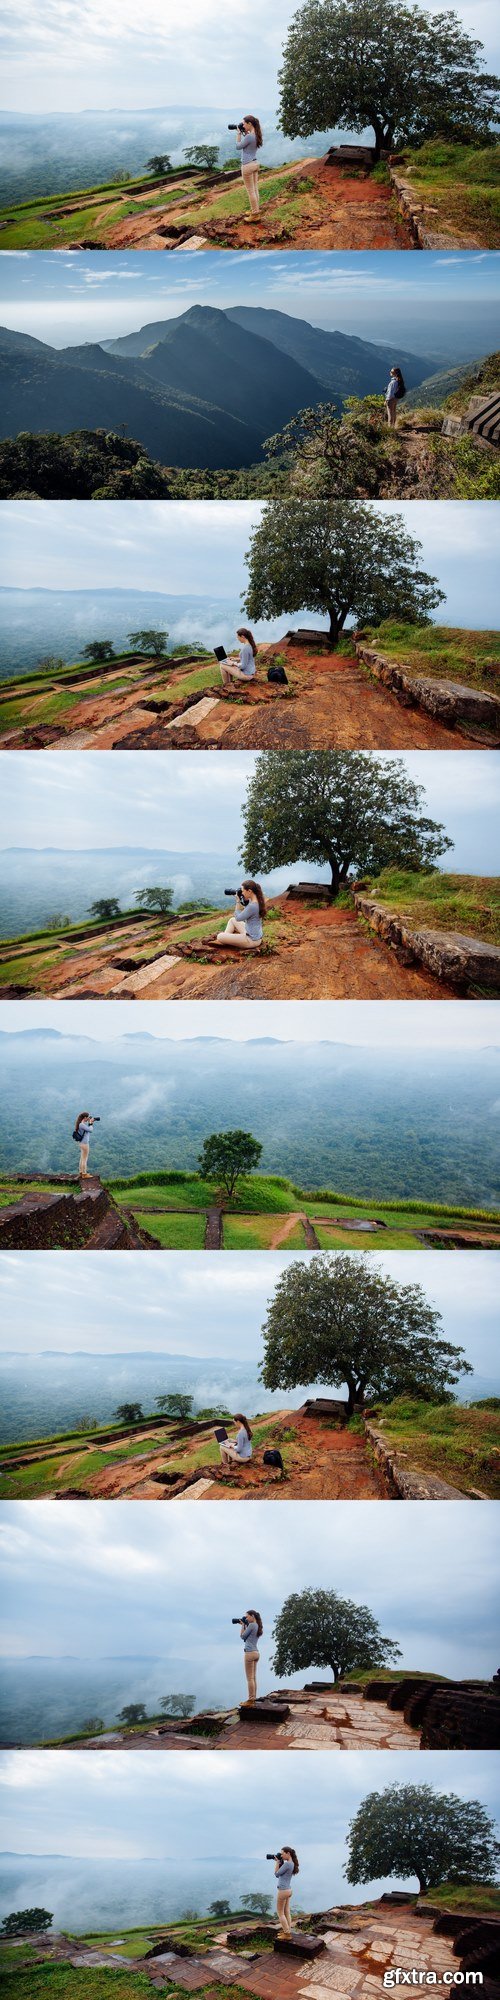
left=277, top=1892, right=292, bottom=1937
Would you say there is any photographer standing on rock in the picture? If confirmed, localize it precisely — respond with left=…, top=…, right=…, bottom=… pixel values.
left=72, top=1111, right=98, bottom=1179
left=268, top=1848, right=300, bottom=1935
left=235, top=117, right=263, bottom=218
left=234, top=1609, right=263, bottom=1703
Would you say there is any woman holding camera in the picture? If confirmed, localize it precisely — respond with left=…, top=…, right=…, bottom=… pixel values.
left=216, top=881, right=266, bottom=950
left=275, top=1848, right=300, bottom=1936
left=237, top=1609, right=263, bottom=1704
left=236, top=117, right=263, bottom=218
left=219, top=1414, right=253, bottom=1468
left=73, top=1111, right=96, bottom=1179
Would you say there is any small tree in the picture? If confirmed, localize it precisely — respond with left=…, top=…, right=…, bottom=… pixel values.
left=81, top=1716, right=105, bottom=1735
left=272, top=1586, right=401, bottom=1684
left=1, top=1910, right=52, bottom=1938
left=241, top=1893, right=273, bottom=1916
left=45, top=913, right=72, bottom=931
left=82, top=640, right=116, bottom=662
left=38, top=655, right=67, bottom=673
left=183, top=144, right=220, bottom=172
left=278, top=0, right=500, bottom=160
left=198, top=1130, right=263, bottom=1200
left=144, top=156, right=172, bottom=176
left=210, top=1900, right=232, bottom=1919
left=242, top=749, right=451, bottom=897
left=113, top=1402, right=144, bottom=1425
left=244, top=500, right=444, bottom=646
left=117, top=1703, right=148, bottom=1726
left=88, top=898, right=122, bottom=923
left=159, top=1694, right=196, bottom=1718
left=134, top=887, right=174, bottom=914
left=346, top=1783, right=500, bottom=1896
left=127, top=629, right=169, bottom=654
left=260, top=1254, right=471, bottom=1417
left=155, top=1393, right=194, bottom=1419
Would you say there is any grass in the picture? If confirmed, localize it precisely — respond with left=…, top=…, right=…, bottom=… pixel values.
left=421, top=1883, right=500, bottom=1913
left=0, top=1179, right=75, bottom=1205
left=130, top=1210, right=206, bottom=1248
left=362, top=869, right=500, bottom=949
left=0, top=1965, right=154, bottom=1998
left=360, top=622, right=500, bottom=695
left=373, top=1396, right=500, bottom=1498
left=400, top=139, right=500, bottom=248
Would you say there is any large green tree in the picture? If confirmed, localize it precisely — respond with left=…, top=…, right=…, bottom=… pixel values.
left=271, top=1587, right=401, bottom=1684
left=278, top=0, right=500, bottom=159
left=134, top=887, right=174, bottom=914
left=127, top=629, right=169, bottom=654
left=260, top=1254, right=471, bottom=1417
left=82, top=640, right=116, bottom=662
left=198, top=1130, right=263, bottom=1199
left=346, top=1783, right=500, bottom=1895
left=88, top=898, right=121, bottom=923
left=1, top=1910, right=53, bottom=1937
left=244, top=500, right=444, bottom=644
left=241, top=750, right=451, bottom=896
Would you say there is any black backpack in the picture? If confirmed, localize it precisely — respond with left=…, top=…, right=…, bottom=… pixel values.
left=263, top=1448, right=284, bottom=1473
left=267, top=664, right=288, bottom=685
left=73, top=1123, right=86, bottom=1142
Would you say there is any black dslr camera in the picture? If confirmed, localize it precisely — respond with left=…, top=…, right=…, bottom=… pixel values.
left=266, top=1852, right=284, bottom=1863
left=224, top=888, right=246, bottom=903
left=228, top=122, right=245, bottom=133
left=92, top=1115, right=101, bottom=1122
left=232, top=1615, right=248, bottom=1625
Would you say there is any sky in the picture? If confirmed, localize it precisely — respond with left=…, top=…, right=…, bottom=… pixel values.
left=1, top=998, right=498, bottom=1049
left=1, top=1747, right=499, bottom=1877
left=1, top=1501, right=498, bottom=1690
left=1, top=750, right=499, bottom=875
left=0, top=250, right=498, bottom=359
left=1, top=0, right=498, bottom=115
left=0, top=1248, right=498, bottom=1379
left=1, top=499, right=499, bottom=630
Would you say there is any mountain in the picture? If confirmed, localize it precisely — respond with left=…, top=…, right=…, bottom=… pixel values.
left=0, top=303, right=442, bottom=471
left=404, top=356, right=488, bottom=410
left=226, top=306, right=438, bottom=396
left=105, top=305, right=324, bottom=438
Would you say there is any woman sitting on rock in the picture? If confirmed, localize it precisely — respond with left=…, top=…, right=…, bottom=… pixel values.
left=216, top=881, right=266, bottom=949
left=219, top=1413, right=253, bottom=1469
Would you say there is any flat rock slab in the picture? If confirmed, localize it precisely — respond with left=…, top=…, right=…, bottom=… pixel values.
left=118, top=954, right=181, bottom=993
left=275, top=1934, right=327, bottom=1958
left=172, top=1476, right=215, bottom=1499
left=353, top=895, right=500, bottom=992
left=355, top=646, right=500, bottom=740
left=167, top=696, right=221, bottom=728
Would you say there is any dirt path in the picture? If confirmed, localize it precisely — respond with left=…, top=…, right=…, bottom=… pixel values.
left=105, top=154, right=411, bottom=252
left=131, top=900, right=455, bottom=999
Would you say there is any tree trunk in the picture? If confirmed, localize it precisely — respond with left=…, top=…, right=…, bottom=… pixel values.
left=327, top=606, right=340, bottom=645
left=346, top=1382, right=357, bottom=1418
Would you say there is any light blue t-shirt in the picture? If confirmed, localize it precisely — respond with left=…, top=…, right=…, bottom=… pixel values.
left=78, top=1120, right=92, bottom=1142
left=235, top=1424, right=252, bottom=1460
left=238, top=129, right=258, bottom=163
left=238, top=642, right=256, bottom=679
left=238, top=897, right=262, bottom=943
left=241, top=1618, right=259, bottom=1652
left=386, top=375, right=399, bottom=401
left=276, top=1861, right=294, bottom=1891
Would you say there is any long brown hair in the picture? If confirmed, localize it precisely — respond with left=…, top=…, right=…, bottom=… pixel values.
left=242, top=879, right=266, bottom=917
left=73, top=1111, right=90, bottom=1138
left=237, top=626, right=258, bottom=657
left=235, top=1413, right=252, bottom=1439
left=282, top=1847, right=300, bottom=1875
left=247, top=1608, right=264, bottom=1637
left=244, top=116, right=263, bottom=148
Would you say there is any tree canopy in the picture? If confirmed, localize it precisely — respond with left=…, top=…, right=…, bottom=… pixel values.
left=198, top=1130, right=263, bottom=1198
left=113, top=1402, right=144, bottom=1425
left=278, top=0, right=500, bottom=158
left=346, top=1783, right=500, bottom=1895
left=183, top=144, right=220, bottom=171
left=1, top=1909, right=53, bottom=1937
left=88, top=898, right=121, bottom=923
left=159, top=1694, right=196, bottom=1717
left=271, top=1587, right=402, bottom=1683
left=128, top=629, right=169, bottom=654
left=241, top=749, right=451, bottom=895
left=117, top=1703, right=147, bottom=1726
left=260, top=1254, right=471, bottom=1416
left=244, top=500, right=444, bottom=642
left=155, top=1392, right=194, bottom=1419
left=82, top=640, right=116, bottom=662
left=145, top=156, right=172, bottom=176
left=134, top=887, right=174, bottom=913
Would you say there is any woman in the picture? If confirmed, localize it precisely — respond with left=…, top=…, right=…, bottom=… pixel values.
left=216, top=880, right=266, bottom=950
left=219, top=1414, right=253, bottom=1470
left=220, top=627, right=258, bottom=689
left=237, top=117, right=263, bottom=219
left=238, top=1609, right=263, bottom=1705
left=73, top=1111, right=95, bottom=1179
left=385, top=365, right=406, bottom=427
left=275, top=1848, right=300, bottom=1937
